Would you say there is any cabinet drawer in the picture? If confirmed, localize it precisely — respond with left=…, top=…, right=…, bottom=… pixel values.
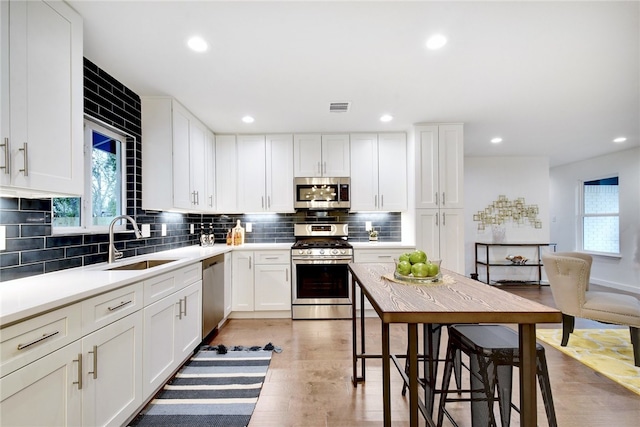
left=143, top=263, right=202, bottom=306
left=254, top=250, right=290, bottom=264
left=354, top=248, right=414, bottom=263
left=81, top=283, right=143, bottom=335
left=0, top=303, right=82, bottom=378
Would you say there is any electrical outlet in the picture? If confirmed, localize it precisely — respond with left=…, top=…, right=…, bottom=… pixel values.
left=246, top=223, right=252, bottom=232
left=365, top=221, right=372, bottom=231
left=0, top=225, right=6, bottom=251
left=161, top=224, right=167, bottom=236
left=141, top=224, right=151, bottom=238
left=190, top=224, right=194, bottom=234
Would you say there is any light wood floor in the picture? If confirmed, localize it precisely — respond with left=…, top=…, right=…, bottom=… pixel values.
left=208, top=285, right=640, bottom=427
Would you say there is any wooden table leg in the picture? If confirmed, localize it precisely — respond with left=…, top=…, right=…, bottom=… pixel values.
left=408, top=323, right=419, bottom=427
left=519, top=323, right=537, bottom=427
left=382, top=322, right=391, bottom=427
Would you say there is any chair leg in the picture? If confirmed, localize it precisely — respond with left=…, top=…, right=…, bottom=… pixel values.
left=561, top=314, right=575, bottom=346
left=495, top=364, right=513, bottom=427
left=630, top=326, right=640, bottom=367
left=536, top=349, right=558, bottom=427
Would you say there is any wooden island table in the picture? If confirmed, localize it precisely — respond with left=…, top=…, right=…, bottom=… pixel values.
left=349, top=262, right=562, bottom=427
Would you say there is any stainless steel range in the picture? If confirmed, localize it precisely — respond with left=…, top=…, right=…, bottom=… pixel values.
left=291, top=223, right=353, bottom=319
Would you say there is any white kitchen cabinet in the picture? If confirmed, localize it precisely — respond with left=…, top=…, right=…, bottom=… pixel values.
left=350, top=133, right=407, bottom=211
left=232, top=250, right=291, bottom=314
left=142, top=278, right=202, bottom=398
left=0, top=0, right=83, bottom=196
left=0, top=340, right=83, bottom=426
left=415, top=124, right=464, bottom=209
left=215, top=134, right=238, bottom=213
left=237, top=134, right=294, bottom=213
left=223, top=252, right=233, bottom=319
left=81, top=311, right=143, bottom=427
left=141, top=97, right=214, bottom=212
left=293, top=134, right=350, bottom=177
left=416, top=208, right=465, bottom=274
left=205, top=130, right=216, bottom=210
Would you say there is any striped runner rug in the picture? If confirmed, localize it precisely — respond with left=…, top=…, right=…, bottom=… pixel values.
left=130, top=346, right=273, bottom=427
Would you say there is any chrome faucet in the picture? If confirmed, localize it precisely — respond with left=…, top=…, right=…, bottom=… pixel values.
left=108, top=215, right=143, bottom=264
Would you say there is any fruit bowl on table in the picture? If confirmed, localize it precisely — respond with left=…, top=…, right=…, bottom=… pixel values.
left=393, top=270, right=443, bottom=284
left=393, top=253, right=442, bottom=284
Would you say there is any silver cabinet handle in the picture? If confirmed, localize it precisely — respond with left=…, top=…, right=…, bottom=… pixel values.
left=176, top=299, right=183, bottom=320
left=249, top=256, right=252, bottom=269
left=261, top=196, right=264, bottom=208
left=286, top=268, right=289, bottom=282
left=1, top=137, right=9, bottom=174
left=88, top=345, right=98, bottom=379
left=374, top=195, right=378, bottom=207
left=73, top=353, right=83, bottom=389
left=377, top=255, right=393, bottom=259
left=267, top=196, right=271, bottom=209
left=443, top=212, right=446, bottom=226
left=435, top=192, right=438, bottom=206
left=323, top=161, right=327, bottom=174
left=435, top=212, right=439, bottom=226
left=317, top=161, right=321, bottom=175
left=209, top=195, right=213, bottom=207
left=19, top=142, right=28, bottom=176
left=183, top=295, right=188, bottom=317
left=381, top=195, right=384, bottom=208
left=442, top=192, right=445, bottom=206
left=17, top=331, right=60, bottom=350
left=107, top=300, right=132, bottom=311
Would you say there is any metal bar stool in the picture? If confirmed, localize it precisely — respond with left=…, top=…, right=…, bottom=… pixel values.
left=437, top=324, right=557, bottom=427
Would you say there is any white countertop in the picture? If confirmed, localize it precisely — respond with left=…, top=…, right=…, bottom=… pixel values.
left=0, top=241, right=411, bottom=326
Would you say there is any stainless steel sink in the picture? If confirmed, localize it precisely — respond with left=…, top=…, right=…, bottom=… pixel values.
left=106, top=259, right=178, bottom=271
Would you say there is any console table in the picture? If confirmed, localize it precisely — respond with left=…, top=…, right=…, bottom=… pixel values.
left=474, top=242, right=557, bottom=286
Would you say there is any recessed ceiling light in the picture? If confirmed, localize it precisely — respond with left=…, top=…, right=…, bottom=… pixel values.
left=426, top=34, right=447, bottom=50
left=187, top=36, right=208, bottom=52
left=491, top=137, right=503, bottom=144
left=613, top=137, right=627, bottom=143
left=380, top=114, right=393, bottom=122
left=242, top=116, right=255, bottom=124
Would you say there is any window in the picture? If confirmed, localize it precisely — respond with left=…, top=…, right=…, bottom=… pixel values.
left=581, top=176, right=619, bottom=254
left=53, top=119, right=127, bottom=232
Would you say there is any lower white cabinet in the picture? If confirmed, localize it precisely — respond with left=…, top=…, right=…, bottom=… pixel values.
left=0, top=311, right=143, bottom=427
left=143, top=281, right=202, bottom=397
left=416, top=208, right=465, bottom=274
left=0, top=340, right=83, bottom=426
left=232, top=250, right=291, bottom=314
left=82, top=312, right=143, bottom=427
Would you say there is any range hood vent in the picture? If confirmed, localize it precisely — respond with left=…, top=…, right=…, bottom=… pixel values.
left=329, top=101, right=351, bottom=113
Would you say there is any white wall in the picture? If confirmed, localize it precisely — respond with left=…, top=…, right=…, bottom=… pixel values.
left=549, top=147, right=640, bottom=293
left=464, top=157, right=551, bottom=283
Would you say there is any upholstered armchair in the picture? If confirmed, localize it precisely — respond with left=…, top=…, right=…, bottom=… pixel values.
left=542, top=252, right=640, bottom=367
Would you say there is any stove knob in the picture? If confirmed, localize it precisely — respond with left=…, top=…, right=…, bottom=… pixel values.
left=298, top=249, right=304, bottom=255
left=341, top=249, right=346, bottom=254
left=319, top=249, right=325, bottom=255
left=331, top=249, right=338, bottom=255
left=306, top=249, right=312, bottom=255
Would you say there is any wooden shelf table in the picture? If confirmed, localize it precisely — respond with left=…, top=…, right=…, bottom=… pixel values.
left=349, top=262, right=561, bottom=427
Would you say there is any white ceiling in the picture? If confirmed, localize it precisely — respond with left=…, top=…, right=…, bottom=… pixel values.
left=68, top=0, right=639, bottom=167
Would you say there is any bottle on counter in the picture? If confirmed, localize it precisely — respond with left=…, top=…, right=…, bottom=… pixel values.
left=233, top=220, right=245, bottom=245
left=226, top=229, right=232, bottom=246
left=208, top=223, right=215, bottom=246
left=200, top=223, right=208, bottom=246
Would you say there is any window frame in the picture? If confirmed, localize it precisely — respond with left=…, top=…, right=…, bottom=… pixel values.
left=579, top=175, right=620, bottom=257
left=52, top=117, right=129, bottom=235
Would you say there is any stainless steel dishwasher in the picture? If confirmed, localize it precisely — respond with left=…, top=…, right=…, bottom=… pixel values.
left=202, top=254, right=225, bottom=339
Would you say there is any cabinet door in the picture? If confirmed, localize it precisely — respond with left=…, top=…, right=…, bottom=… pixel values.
left=142, top=294, right=178, bottom=397
left=293, top=134, right=322, bottom=177
left=439, top=208, right=465, bottom=274
left=377, top=133, right=407, bottom=211
left=189, top=118, right=207, bottom=210
left=321, top=134, right=350, bottom=176
left=349, top=134, right=378, bottom=211
left=223, top=252, right=233, bottom=318
left=215, top=135, right=238, bottom=213
left=6, top=0, right=83, bottom=195
left=172, top=102, right=193, bottom=209
left=237, top=135, right=266, bottom=212
left=416, top=126, right=439, bottom=209
left=205, top=130, right=216, bottom=211
left=266, top=134, right=294, bottom=212
left=82, top=312, right=143, bottom=427
left=0, top=341, right=83, bottom=426
left=438, top=125, right=464, bottom=209
left=254, top=264, right=291, bottom=311
left=416, top=209, right=441, bottom=261
left=174, top=281, right=202, bottom=362
left=232, top=251, right=254, bottom=311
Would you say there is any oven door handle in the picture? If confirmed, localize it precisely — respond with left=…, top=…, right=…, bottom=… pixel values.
left=291, top=258, right=352, bottom=265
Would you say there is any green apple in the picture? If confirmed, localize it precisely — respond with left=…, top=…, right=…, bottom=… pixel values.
left=425, top=262, right=439, bottom=277
left=396, top=260, right=412, bottom=276
left=409, top=250, right=427, bottom=265
left=399, top=253, right=411, bottom=263
left=411, top=262, right=429, bottom=277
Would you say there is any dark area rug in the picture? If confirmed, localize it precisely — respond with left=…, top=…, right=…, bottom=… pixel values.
left=129, top=344, right=278, bottom=427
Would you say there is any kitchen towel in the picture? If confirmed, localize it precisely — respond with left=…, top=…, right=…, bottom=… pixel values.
left=129, top=344, right=275, bottom=426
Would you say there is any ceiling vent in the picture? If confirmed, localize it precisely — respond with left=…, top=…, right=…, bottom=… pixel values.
left=329, top=102, right=351, bottom=113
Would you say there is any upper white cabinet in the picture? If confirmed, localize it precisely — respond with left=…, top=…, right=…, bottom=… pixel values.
left=236, top=134, right=294, bottom=213
left=204, top=130, right=216, bottom=210
left=142, top=97, right=214, bottom=212
left=215, top=135, right=238, bottom=213
left=350, top=133, right=407, bottom=211
left=293, top=134, right=350, bottom=177
left=0, top=0, right=83, bottom=196
left=415, top=124, right=464, bottom=209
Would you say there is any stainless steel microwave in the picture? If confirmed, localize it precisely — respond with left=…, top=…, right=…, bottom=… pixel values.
left=294, top=177, right=350, bottom=210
